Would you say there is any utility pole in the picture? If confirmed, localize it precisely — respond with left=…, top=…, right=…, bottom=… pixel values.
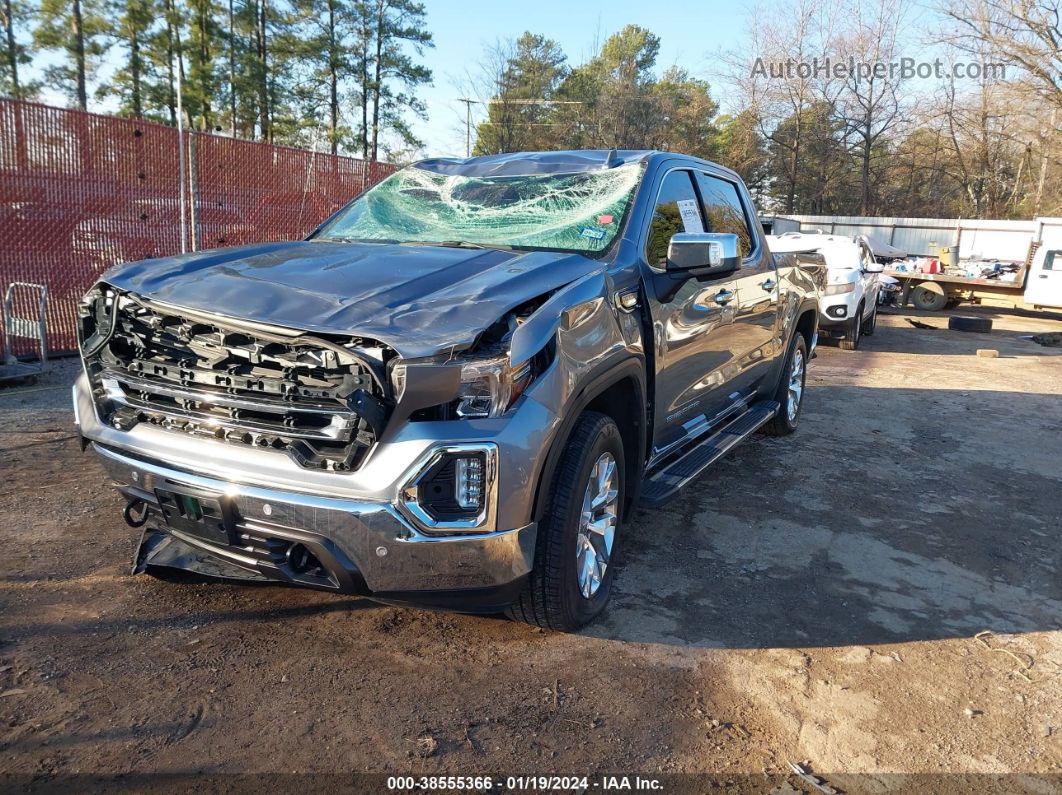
left=457, top=98, right=476, bottom=157
left=454, top=98, right=582, bottom=157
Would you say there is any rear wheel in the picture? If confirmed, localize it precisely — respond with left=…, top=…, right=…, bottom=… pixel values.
left=763, top=333, right=808, bottom=437
left=911, top=284, right=947, bottom=311
left=839, top=307, right=862, bottom=350
left=507, top=411, right=625, bottom=631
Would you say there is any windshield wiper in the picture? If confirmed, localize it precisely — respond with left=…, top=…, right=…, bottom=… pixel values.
left=315, top=236, right=400, bottom=244
left=406, top=240, right=515, bottom=252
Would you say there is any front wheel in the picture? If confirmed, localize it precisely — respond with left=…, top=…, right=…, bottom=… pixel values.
left=862, top=302, right=877, bottom=336
left=839, top=307, right=862, bottom=350
left=507, top=411, right=625, bottom=631
left=763, top=333, right=808, bottom=437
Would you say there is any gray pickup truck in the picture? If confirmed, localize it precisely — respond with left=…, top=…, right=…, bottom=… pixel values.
left=74, top=150, right=823, bottom=630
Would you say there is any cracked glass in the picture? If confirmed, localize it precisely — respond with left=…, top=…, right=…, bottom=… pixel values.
left=317, top=163, right=644, bottom=254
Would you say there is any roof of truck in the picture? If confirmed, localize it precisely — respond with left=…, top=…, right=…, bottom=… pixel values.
left=412, top=150, right=657, bottom=177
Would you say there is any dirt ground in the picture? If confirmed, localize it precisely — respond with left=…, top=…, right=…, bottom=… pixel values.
left=1, top=306, right=1060, bottom=792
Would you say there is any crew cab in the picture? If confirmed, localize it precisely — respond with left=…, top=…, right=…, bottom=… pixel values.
left=74, top=150, right=823, bottom=630
left=768, top=232, right=882, bottom=349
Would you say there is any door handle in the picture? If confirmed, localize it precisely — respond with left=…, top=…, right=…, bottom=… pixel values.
left=714, top=289, right=735, bottom=305
left=761, top=278, right=776, bottom=291
left=1040, top=274, right=1049, bottom=279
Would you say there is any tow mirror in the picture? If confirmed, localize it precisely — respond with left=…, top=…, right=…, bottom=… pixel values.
left=666, top=233, right=741, bottom=277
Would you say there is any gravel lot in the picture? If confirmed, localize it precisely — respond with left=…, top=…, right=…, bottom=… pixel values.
left=1, top=307, right=1060, bottom=791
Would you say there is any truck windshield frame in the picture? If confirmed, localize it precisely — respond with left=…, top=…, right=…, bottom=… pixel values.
left=314, top=162, right=645, bottom=256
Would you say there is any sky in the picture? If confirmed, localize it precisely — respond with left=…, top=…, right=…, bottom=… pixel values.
left=28, top=0, right=749, bottom=159
left=24, top=0, right=954, bottom=161
left=412, top=0, right=748, bottom=157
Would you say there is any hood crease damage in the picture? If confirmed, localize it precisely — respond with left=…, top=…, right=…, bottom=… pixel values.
left=101, top=240, right=600, bottom=358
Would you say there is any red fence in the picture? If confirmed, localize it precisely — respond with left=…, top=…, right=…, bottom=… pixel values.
left=0, top=98, right=396, bottom=354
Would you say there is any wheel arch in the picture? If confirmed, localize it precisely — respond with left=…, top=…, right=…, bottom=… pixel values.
left=794, top=304, right=818, bottom=350
left=531, top=358, right=647, bottom=526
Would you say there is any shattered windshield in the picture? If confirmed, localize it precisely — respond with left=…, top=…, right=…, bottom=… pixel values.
left=316, top=162, right=643, bottom=254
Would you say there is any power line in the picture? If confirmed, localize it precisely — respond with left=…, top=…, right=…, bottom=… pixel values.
left=455, top=98, right=586, bottom=156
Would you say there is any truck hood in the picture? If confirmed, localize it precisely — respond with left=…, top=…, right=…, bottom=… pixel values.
left=101, top=240, right=601, bottom=358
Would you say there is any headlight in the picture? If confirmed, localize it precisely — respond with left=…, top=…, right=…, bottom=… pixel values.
left=823, top=282, right=856, bottom=296
left=389, top=353, right=535, bottom=420
left=454, top=355, right=533, bottom=419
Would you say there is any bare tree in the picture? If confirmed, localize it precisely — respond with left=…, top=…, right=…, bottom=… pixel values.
left=834, top=0, right=912, bottom=214
left=728, top=0, right=843, bottom=212
left=942, top=0, right=1061, bottom=112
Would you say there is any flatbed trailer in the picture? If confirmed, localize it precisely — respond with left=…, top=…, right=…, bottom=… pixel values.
left=886, top=230, right=1062, bottom=314
left=885, top=266, right=1029, bottom=311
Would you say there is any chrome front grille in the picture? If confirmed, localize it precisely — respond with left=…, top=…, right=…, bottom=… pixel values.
left=83, top=292, right=392, bottom=471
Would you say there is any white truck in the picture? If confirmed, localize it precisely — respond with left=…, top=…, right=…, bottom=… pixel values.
left=767, top=232, right=882, bottom=350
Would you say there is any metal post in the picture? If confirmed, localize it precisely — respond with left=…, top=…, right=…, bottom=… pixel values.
left=298, top=130, right=321, bottom=235
left=175, top=55, right=187, bottom=254
left=188, top=131, right=198, bottom=252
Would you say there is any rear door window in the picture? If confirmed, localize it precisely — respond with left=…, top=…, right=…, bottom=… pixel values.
left=645, top=170, right=703, bottom=267
left=694, top=173, right=753, bottom=257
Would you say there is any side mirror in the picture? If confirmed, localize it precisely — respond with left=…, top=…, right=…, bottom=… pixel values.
left=666, top=233, right=741, bottom=277
left=864, top=261, right=884, bottom=274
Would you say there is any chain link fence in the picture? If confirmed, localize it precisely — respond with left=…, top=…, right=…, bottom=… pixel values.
left=0, top=98, right=396, bottom=355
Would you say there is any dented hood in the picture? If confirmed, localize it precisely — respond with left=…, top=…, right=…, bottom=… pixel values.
left=102, top=240, right=600, bottom=357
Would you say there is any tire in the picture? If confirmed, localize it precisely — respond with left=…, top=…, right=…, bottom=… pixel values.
left=839, top=307, right=862, bottom=350
left=948, top=315, right=993, bottom=333
left=911, top=284, right=947, bottom=311
left=507, top=411, right=625, bottom=631
left=862, top=302, right=877, bottom=336
left=763, top=333, right=808, bottom=437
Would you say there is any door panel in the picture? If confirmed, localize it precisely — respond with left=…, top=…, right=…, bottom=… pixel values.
left=694, top=172, right=778, bottom=397
left=643, top=170, right=742, bottom=454
left=1026, top=249, right=1062, bottom=308
left=728, top=259, right=779, bottom=395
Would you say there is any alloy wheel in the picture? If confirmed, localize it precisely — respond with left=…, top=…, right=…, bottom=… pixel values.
left=787, top=348, right=805, bottom=422
left=575, top=452, right=619, bottom=598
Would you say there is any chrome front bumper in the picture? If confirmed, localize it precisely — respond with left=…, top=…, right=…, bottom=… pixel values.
left=95, top=443, right=536, bottom=602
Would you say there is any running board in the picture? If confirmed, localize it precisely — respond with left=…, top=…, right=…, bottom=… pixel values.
left=639, top=400, right=779, bottom=508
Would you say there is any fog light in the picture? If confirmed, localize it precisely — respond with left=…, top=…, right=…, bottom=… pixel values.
left=455, top=456, right=484, bottom=510
left=399, top=444, right=498, bottom=533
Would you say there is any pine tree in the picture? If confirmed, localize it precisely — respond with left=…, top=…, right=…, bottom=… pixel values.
left=288, top=0, right=356, bottom=153
left=365, top=0, right=432, bottom=160
left=98, top=0, right=157, bottom=118
left=183, top=0, right=221, bottom=128
left=34, top=0, right=109, bottom=109
left=473, top=33, right=567, bottom=155
left=1, top=0, right=39, bottom=98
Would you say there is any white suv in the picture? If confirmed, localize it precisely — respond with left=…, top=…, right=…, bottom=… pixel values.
left=767, top=233, right=883, bottom=350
